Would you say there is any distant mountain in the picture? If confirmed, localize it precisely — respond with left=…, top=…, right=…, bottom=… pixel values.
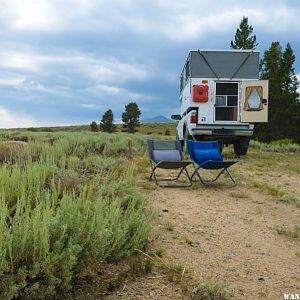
left=141, top=115, right=174, bottom=123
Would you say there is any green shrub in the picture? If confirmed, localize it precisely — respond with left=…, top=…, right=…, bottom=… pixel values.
left=0, top=131, right=151, bottom=299
left=251, top=140, right=300, bottom=153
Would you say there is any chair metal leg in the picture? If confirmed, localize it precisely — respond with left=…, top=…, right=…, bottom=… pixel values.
left=190, top=163, right=199, bottom=181
left=184, top=168, right=193, bottom=186
left=149, top=160, right=155, bottom=181
left=149, top=161, right=192, bottom=188
left=225, top=169, right=236, bottom=184
left=192, top=166, right=207, bottom=185
left=191, top=165, right=236, bottom=185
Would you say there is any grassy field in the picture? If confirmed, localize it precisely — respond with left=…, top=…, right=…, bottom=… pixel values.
left=9, top=122, right=177, bottom=136
left=0, top=126, right=299, bottom=299
left=0, top=131, right=153, bottom=299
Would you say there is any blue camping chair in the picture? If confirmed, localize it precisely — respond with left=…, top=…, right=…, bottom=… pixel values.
left=147, top=140, right=192, bottom=187
left=187, top=141, right=238, bottom=184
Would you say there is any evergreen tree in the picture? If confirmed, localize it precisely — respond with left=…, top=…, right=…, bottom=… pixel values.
left=230, top=16, right=258, bottom=49
left=281, top=43, right=299, bottom=95
left=257, top=42, right=282, bottom=141
left=280, top=43, right=300, bottom=142
left=122, top=102, right=141, bottom=133
left=90, top=121, right=99, bottom=132
left=256, top=42, right=300, bottom=143
left=100, top=109, right=116, bottom=133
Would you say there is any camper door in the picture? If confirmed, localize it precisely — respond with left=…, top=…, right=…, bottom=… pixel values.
left=241, top=80, right=268, bottom=123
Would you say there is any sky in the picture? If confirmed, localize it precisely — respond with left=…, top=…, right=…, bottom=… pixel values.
left=0, top=0, right=299, bottom=128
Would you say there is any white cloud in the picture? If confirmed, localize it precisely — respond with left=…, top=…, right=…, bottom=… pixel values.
left=0, top=49, right=151, bottom=83
left=80, top=103, right=104, bottom=109
left=1, top=0, right=66, bottom=32
left=86, top=84, right=157, bottom=102
left=0, top=106, right=78, bottom=128
left=151, top=2, right=300, bottom=42
left=0, top=107, right=37, bottom=128
left=74, top=56, right=151, bottom=83
left=1, top=0, right=299, bottom=40
left=17, top=79, right=45, bottom=91
left=0, top=77, right=24, bottom=87
left=0, top=51, right=40, bottom=71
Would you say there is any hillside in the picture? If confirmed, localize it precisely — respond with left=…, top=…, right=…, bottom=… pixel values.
left=141, top=115, right=174, bottom=123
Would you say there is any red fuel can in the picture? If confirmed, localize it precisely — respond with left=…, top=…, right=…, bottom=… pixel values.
left=192, top=85, right=209, bottom=102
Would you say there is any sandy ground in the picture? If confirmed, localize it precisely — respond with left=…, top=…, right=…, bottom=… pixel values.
left=119, top=151, right=300, bottom=300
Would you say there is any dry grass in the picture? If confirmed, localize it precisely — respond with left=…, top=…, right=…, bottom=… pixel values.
left=191, top=278, right=233, bottom=300
left=276, top=225, right=300, bottom=239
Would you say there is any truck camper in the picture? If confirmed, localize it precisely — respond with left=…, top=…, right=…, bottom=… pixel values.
left=172, top=49, right=268, bottom=155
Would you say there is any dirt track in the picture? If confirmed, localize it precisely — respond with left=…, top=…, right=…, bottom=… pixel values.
left=122, top=150, right=300, bottom=300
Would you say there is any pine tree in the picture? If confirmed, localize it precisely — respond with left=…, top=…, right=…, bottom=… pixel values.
left=281, top=43, right=299, bottom=95
left=122, top=102, right=141, bottom=133
left=280, top=43, right=300, bottom=141
left=256, top=42, right=300, bottom=143
left=90, top=121, right=99, bottom=132
left=256, top=42, right=283, bottom=141
left=230, top=16, right=258, bottom=49
left=100, top=109, right=116, bottom=133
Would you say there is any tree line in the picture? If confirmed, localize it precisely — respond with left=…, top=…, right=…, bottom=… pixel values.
left=230, top=17, right=300, bottom=143
left=90, top=102, right=141, bottom=133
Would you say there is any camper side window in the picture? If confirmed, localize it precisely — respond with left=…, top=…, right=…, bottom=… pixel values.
left=185, top=61, right=190, bottom=82
left=180, top=75, right=184, bottom=92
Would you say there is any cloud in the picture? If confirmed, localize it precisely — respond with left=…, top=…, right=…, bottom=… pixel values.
left=0, top=0, right=299, bottom=124
left=17, top=79, right=45, bottom=91
left=79, top=103, right=104, bottom=110
left=0, top=48, right=151, bottom=84
left=0, top=77, right=24, bottom=87
left=0, top=106, right=37, bottom=128
left=0, top=51, right=40, bottom=71
left=86, top=84, right=156, bottom=101
left=0, top=106, right=78, bottom=128
left=1, top=0, right=298, bottom=40
left=79, top=57, right=151, bottom=83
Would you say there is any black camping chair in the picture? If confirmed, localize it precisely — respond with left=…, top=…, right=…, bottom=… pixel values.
left=147, top=140, right=192, bottom=187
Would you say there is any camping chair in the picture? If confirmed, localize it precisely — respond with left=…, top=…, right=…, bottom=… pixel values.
left=147, top=140, right=192, bottom=187
left=187, top=140, right=238, bottom=184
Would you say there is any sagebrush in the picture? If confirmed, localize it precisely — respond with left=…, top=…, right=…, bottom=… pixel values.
left=0, top=131, right=151, bottom=299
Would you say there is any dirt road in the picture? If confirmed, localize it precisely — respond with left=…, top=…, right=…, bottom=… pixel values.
left=122, top=151, right=300, bottom=300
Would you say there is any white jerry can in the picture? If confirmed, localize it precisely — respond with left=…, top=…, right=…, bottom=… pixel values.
left=240, top=80, right=269, bottom=123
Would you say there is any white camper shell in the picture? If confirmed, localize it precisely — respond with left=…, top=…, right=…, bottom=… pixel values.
left=173, top=49, right=269, bottom=155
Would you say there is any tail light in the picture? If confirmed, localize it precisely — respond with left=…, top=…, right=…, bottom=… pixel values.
left=190, top=111, right=197, bottom=124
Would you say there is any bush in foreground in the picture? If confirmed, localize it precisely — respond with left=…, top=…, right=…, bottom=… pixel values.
left=0, top=132, right=150, bottom=299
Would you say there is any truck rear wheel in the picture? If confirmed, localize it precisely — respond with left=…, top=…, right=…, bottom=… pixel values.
left=234, top=142, right=248, bottom=156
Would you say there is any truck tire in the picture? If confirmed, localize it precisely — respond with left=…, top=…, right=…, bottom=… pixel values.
left=234, top=142, right=248, bottom=156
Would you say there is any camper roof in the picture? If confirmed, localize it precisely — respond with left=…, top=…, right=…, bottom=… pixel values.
left=181, top=49, right=260, bottom=80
